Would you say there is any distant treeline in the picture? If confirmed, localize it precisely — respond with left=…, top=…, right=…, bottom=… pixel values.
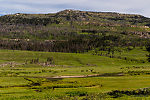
left=0, top=35, right=147, bottom=53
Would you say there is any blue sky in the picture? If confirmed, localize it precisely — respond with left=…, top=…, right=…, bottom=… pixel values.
left=0, top=0, right=150, bottom=17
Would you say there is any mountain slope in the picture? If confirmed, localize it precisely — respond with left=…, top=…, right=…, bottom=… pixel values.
left=0, top=10, right=149, bottom=53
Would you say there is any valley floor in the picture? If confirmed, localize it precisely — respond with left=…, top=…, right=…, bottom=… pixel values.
left=0, top=48, right=149, bottom=99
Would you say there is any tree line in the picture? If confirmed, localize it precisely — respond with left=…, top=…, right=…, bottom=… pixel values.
left=0, top=35, right=148, bottom=53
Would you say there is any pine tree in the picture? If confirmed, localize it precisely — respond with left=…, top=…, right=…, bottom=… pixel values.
left=146, top=43, right=150, bottom=62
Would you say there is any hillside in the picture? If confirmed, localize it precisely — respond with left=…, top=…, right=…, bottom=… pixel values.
left=0, top=10, right=149, bottom=53
left=1, top=10, right=150, bottom=26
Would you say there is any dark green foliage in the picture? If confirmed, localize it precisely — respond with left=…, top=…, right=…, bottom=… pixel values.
left=30, top=58, right=39, bottom=64
left=47, top=57, right=54, bottom=64
left=126, top=71, right=150, bottom=76
left=108, top=88, right=150, bottom=98
left=147, top=55, right=150, bottom=62
left=146, top=42, right=150, bottom=62
left=0, top=14, right=59, bottom=25
left=146, top=42, right=150, bottom=52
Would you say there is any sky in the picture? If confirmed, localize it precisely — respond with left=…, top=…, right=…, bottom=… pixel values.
left=0, top=0, right=150, bottom=17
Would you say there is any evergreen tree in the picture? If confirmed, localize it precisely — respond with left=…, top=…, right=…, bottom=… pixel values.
left=146, top=43, right=150, bottom=62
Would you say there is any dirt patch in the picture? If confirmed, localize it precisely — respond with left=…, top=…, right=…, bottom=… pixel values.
left=0, top=62, right=24, bottom=67
left=23, top=72, right=124, bottom=79
left=49, top=73, right=124, bottom=79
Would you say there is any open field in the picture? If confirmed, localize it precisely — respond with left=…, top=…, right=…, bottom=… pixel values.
left=0, top=48, right=149, bottom=99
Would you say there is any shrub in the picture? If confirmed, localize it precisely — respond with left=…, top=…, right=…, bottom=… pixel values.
left=47, top=57, right=54, bottom=64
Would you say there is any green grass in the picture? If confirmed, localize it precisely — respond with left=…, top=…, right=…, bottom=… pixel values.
left=0, top=48, right=149, bottom=99
left=115, top=47, right=148, bottom=60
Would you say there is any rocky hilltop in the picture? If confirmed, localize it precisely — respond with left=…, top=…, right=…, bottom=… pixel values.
left=1, top=9, right=150, bottom=26
left=0, top=9, right=149, bottom=38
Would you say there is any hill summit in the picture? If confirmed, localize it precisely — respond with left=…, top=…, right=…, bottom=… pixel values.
left=1, top=9, right=150, bottom=26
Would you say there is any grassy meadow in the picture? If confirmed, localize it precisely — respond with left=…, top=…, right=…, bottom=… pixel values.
left=0, top=48, right=149, bottom=99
